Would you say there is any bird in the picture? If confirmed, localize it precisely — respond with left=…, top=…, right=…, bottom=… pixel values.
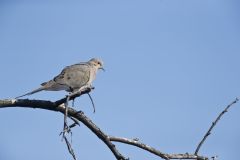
left=16, top=58, right=104, bottom=99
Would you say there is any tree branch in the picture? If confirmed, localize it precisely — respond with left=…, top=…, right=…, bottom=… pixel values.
left=109, top=136, right=169, bottom=159
left=194, top=98, right=239, bottom=155
left=109, top=136, right=208, bottom=160
left=0, top=98, right=126, bottom=160
left=2, top=97, right=235, bottom=160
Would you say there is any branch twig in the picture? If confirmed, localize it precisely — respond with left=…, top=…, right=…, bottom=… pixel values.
left=0, top=98, right=126, bottom=160
left=63, top=135, right=77, bottom=160
left=109, top=136, right=208, bottom=160
left=194, top=98, right=239, bottom=155
left=109, top=136, right=169, bottom=159
left=87, top=93, right=96, bottom=113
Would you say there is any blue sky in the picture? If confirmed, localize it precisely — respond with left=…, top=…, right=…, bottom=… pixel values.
left=0, top=0, right=239, bottom=160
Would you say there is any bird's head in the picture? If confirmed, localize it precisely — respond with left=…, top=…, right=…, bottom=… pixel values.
left=88, top=58, right=105, bottom=71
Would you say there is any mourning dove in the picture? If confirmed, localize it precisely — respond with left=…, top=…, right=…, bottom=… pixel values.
left=16, top=58, right=104, bottom=99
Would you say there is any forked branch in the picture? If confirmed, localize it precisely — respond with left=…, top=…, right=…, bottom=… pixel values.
left=0, top=95, right=238, bottom=160
left=0, top=98, right=126, bottom=160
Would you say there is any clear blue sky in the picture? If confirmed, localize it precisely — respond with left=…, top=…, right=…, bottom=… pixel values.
left=0, top=0, right=239, bottom=160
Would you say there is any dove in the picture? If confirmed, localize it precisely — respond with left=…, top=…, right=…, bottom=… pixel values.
left=16, top=58, right=104, bottom=99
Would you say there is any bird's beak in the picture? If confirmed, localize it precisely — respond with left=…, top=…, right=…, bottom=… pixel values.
left=99, top=67, right=105, bottom=71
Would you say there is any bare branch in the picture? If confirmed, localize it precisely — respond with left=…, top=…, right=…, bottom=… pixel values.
left=5, top=95, right=235, bottom=160
left=0, top=98, right=211, bottom=160
left=63, top=135, right=77, bottom=160
left=3, top=82, right=237, bottom=160
left=195, top=98, right=239, bottom=155
left=109, top=136, right=169, bottom=159
left=166, top=154, right=208, bottom=160
left=109, top=136, right=208, bottom=160
left=69, top=117, right=80, bottom=128
left=0, top=98, right=126, bottom=160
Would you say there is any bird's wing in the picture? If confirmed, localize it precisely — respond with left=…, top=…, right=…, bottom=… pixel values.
left=53, top=63, right=91, bottom=91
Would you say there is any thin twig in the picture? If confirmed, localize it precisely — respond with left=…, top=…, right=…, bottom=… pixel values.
left=69, top=117, right=80, bottom=127
left=87, top=93, right=96, bottom=113
left=195, top=98, right=239, bottom=155
left=63, top=134, right=77, bottom=160
left=63, top=95, right=71, bottom=139
left=59, top=117, right=80, bottom=136
left=62, top=95, right=81, bottom=159
left=62, top=88, right=85, bottom=137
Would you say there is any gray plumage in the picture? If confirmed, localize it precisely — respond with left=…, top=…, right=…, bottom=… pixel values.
left=16, top=58, right=104, bottom=99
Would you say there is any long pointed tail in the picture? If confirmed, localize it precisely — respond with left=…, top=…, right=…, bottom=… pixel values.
left=15, top=87, right=45, bottom=99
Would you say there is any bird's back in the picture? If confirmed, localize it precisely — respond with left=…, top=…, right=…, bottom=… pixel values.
left=53, top=63, right=91, bottom=92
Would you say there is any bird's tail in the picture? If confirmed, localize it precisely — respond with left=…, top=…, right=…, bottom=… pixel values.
left=15, top=86, right=45, bottom=99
